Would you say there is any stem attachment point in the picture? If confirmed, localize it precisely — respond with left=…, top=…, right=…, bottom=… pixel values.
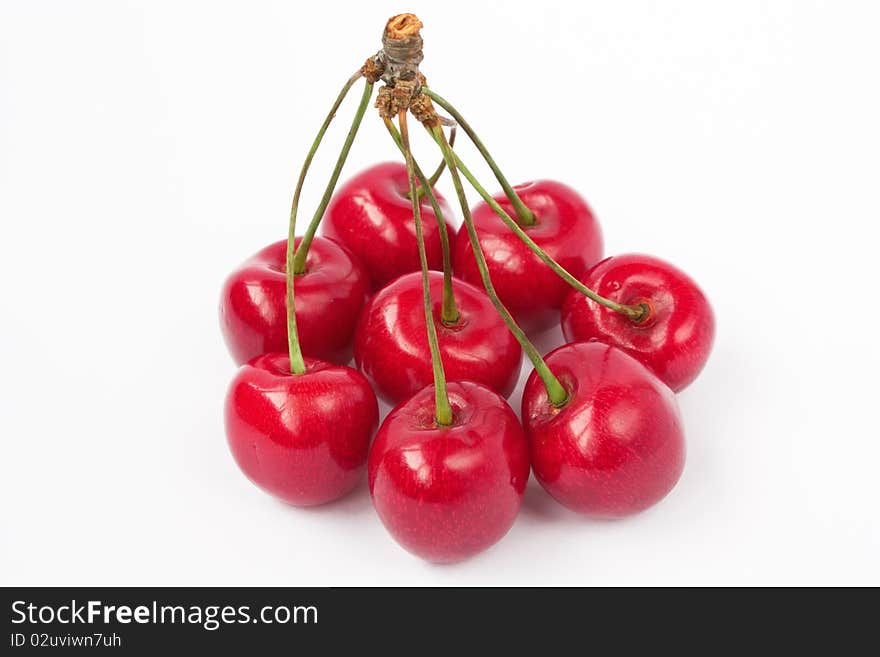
left=628, top=300, right=654, bottom=325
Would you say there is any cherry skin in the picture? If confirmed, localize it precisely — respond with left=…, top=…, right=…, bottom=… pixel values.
left=354, top=271, right=522, bottom=404
left=322, top=162, right=456, bottom=289
left=522, top=342, right=685, bottom=518
left=220, top=236, right=369, bottom=366
left=225, top=353, right=379, bottom=506
left=369, top=381, right=530, bottom=563
left=560, top=253, right=715, bottom=392
left=453, top=180, right=603, bottom=333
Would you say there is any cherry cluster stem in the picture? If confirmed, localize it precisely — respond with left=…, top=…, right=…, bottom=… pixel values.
left=285, top=17, right=643, bottom=382
left=291, top=80, right=374, bottom=276
left=383, top=118, right=460, bottom=325
left=428, top=123, right=569, bottom=407
left=285, top=241, right=307, bottom=375
left=424, top=89, right=537, bottom=227
left=443, top=146, right=648, bottom=322
left=424, top=125, right=456, bottom=190
left=407, top=126, right=456, bottom=200
left=284, top=70, right=365, bottom=374
left=423, top=89, right=646, bottom=322
left=400, top=111, right=455, bottom=426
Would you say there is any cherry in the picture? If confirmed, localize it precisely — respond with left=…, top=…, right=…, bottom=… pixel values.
left=452, top=180, right=603, bottom=332
left=522, top=342, right=685, bottom=518
left=321, top=162, right=455, bottom=289
left=560, top=253, right=715, bottom=392
left=354, top=271, right=521, bottom=404
left=220, top=236, right=369, bottom=365
left=369, top=381, right=530, bottom=562
left=225, top=353, right=378, bottom=506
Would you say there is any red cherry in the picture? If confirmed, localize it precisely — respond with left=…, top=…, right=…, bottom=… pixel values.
left=322, top=162, right=455, bottom=289
left=225, top=353, right=378, bottom=506
left=220, top=236, right=369, bottom=365
left=453, top=180, right=603, bottom=332
left=561, top=253, right=715, bottom=392
left=369, top=382, right=530, bottom=562
left=354, top=271, right=522, bottom=404
left=522, top=342, right=685, bottom=518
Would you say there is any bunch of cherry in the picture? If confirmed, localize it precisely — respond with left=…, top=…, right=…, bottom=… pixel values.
left=220, top=15, right=715, bottom=563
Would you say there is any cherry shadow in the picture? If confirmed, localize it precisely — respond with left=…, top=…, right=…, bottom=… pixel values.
left=529, top=323, right=567, bottom=357
left=518, top=479, right=579, bottom=523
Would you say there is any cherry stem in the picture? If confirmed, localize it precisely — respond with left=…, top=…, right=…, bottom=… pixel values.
left=284, top=70, right=364, bottom=374
left=400, top=112, right=455, bottom=426
left=285, top=232, right=307, bottom=375
left=424, top=88, right=537, bottom=227
left=438, top=144, right=648, bottom=322
left=406, top=126, right=456, bottom=200
left=384, top=118, right=460, bottom=325
left=291, top=79, right=374, bottom=275
left=428, top=123, right=568, bottom=407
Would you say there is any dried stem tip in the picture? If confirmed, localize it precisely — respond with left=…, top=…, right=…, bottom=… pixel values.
left=385, top=13, right=422, bottom=39
left=380, top=13, right=424, bottom=85
left=362, top=13, right=424, bottom=86
left=365, top=13, right=437, bottom=123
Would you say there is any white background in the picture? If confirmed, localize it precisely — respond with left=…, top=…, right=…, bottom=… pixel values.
left=2, top=0, right=878, bottom=586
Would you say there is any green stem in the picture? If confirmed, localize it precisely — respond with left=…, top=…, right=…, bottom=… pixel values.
left=424, top=88, right=537, bottom=227
left=401, top=112, right=455, bottom=426
left=439, top=144, right=647, bottom=322
left=384, top=118, right=460, bottom=325
left=286, top=237, right=307, bottom=375
left=284, top=71, right=363, bottom=374
left=291, top=80, right=374, bottom=275
left=428, top=123, right=568, bottom=407
left=426, top=125, right=456, bottom=188
left=407, top=125, right=456, bottom=200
